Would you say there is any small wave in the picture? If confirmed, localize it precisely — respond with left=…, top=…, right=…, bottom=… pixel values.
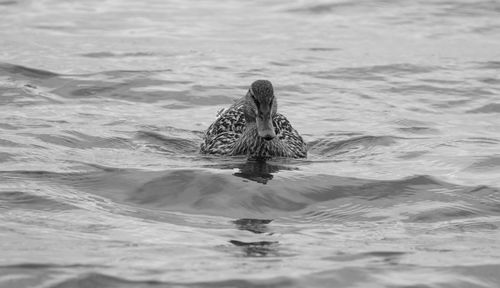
left=286, top=1, right=365, bottom=14
left=324, top=251, right=407, bottom=262
left=23, top=132, right=132, bottom=150
left=397, top=126, right=440, bottom=135
left=477, top=61, right=500, bottom=70
left=466, top=103, right=500, bottom=114
left=385, top=84, right=493, bottom=98
left=308, top=135, right=397, bottom=157
left=0, top=190, right=75, bottom=211
left=4, top=164, right=499, bottom=223
left=441, top=1, right=500, bottom=18
left=407, top=203, right=482, bottom=223
left=0, top=138, right=26, bottom=148
left=135, top=130, right=200, bottom=154
left=46, top=273, right=296, bottom=288
left=302, top=64, right=438, bottom=81
left=0, top=63, right=58, bottom=79
left=0, top=152, right=13, bottom=162
left=80, top=51, right=156, bottom=58
left=467, top=156, right=500, bottom=171
left=1, top=62, right=230, bottom=105
left=0, top=1, right=17, bottom=6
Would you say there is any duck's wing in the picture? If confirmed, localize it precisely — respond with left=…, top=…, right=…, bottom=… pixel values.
left=274, top=113, right=307, bottom=158
left=200, top=102, right=246, bottom=154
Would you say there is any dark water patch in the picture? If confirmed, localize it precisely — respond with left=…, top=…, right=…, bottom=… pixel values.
left=304, top=64, right=437, bottom=82
left=0, top=263, right=105, bottom=269
left=0, top=191, right=75, bottom=210
left=237, top=71, right=267, bottom=78
left=393, top=118, right=436, bottom=127
left=439, top=221, right=498, bottom=233
left=302, top=175, right=443, bottom=202
left=21, top=132, right=131, bottom=150
left=431, top=98, right=472, bottom=109
left=49, top=273, right=296, bottom=288
left=111, top=170, right=466, bottom=219
left=470, top=24, right=500, bottom=35
left=0, top=152, right=13, bottom=162
left=438, top=1, right=500, bottom=18
left=0, top=123, right=18, bottom=130
left=0, top=66, right=207, bottom=104
left=0, top=63, right=58, bottom=79
left=0, top=84, right=63, bottom=106
left=4, top=167, right=499, bottom=221
left=324, top=251, right=407, bottom=262
left=80, top=51, right=155, bottom=58
left=476, top=61, right=500, bottom=70
left=161, top=103, right=191, bottom=109
left=298, top=204, right=376, bottom=223
left=398, top=150, right=429, bottom=159
left=0, top=0, right=17, bottom=5
left=0, top=138, right=25, bottom=147
left=70, top=69, right=176, bottom=81
left=467, top=103, right=500, bottom=113
left=306, top=47, right=340, bottom=52
left=55, top=77, right=231, bottom=104
left=449, top=265, right=500, bottom=287
left=308, top=135, right=397, bottom=157
left=304, top=69, right=385, bottom=81
left=33, top=25, right=77, bottom=32
left=459, top=137, right=500, bottom=145
left=467, top=156, right=500, bottom=171
left=69, top=84, right=121, bottom=97
left=408, top=205, right=480, bottom=223
left=397, top=126, right=440, bottom=135
left=286, top=1, right=364, bottom=14
left=126, top=168, right=308, bottom=216
left=420, top=78, right=464, bottom=85
left=478, top=77, right=500, bottom=85
left=269, top=61, right=291, bottom=67
left=135, top=131, right=200, bottom=154
left=385, top=84, right=493, bottom=97
left=368, top=63, right=438, bottom=75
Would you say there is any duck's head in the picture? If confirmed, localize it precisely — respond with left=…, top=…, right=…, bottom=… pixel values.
left=245, top=80, right=277, bottom=141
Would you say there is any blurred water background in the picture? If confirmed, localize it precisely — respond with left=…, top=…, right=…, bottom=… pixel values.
left=1, top=0, right=500, bottom=287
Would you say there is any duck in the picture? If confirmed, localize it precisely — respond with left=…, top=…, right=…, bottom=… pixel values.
left=200, top=80, right=307, bottom=159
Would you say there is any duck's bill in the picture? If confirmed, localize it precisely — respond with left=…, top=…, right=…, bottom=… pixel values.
left=256, top=116, right=276, bottom=140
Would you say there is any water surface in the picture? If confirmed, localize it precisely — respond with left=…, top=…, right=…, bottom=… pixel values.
left=1, top=0, right=500, bottom=287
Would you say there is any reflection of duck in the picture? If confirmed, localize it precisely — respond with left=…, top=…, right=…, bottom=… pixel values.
left=229, top=239, right=279, bottom=257
left=233, top=218, right=272, bottom=234
left=200, top=80, right=307, bottom=160
left=208, top=160, right=297, bottom=184
left=233, top=161, right=284, bottom=184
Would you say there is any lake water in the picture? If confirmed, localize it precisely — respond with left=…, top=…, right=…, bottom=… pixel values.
left=1, top=0, right=500, bottom=287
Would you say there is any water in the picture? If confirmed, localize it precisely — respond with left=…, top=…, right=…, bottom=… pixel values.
left=1, top=0, right=500, bottom=287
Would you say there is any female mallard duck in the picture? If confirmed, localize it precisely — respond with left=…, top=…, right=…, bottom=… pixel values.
left=200, top=80, right=307, bottom=159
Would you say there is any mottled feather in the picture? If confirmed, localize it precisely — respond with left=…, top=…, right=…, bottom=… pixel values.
left=201, top=92, right=307, bottom=159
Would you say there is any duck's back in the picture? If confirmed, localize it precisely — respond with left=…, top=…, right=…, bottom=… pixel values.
left=200, top=100, right=307, bottom=158
left=200, top=100, right=246, bottom=155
